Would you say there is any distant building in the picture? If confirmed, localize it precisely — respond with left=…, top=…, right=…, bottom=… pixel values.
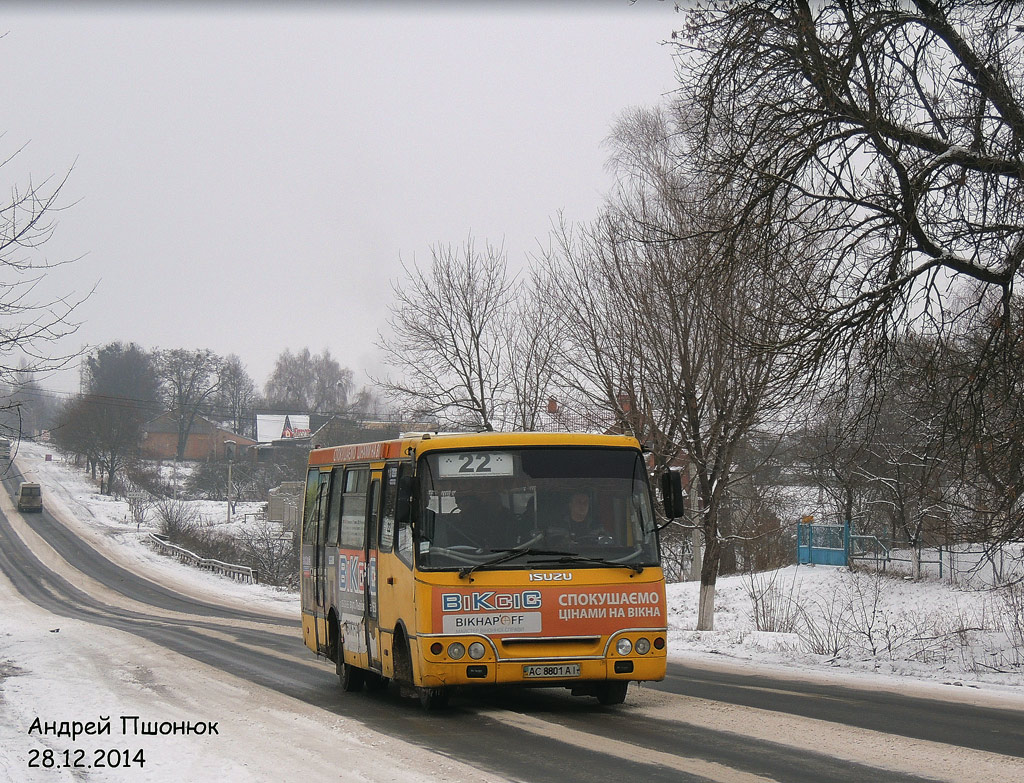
left=254, top=412, right=433, bottom=468
left=255, top=414, right=312, bottom=444
left=141, top=412, right=257, bottom=461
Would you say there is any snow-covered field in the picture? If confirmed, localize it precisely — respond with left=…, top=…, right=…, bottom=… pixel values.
left=1, top=441, right=1022, bottom=782
left=668, top=566, right=1024, bottom=690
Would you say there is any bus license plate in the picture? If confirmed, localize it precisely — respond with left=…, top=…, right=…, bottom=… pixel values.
left=523, top=664, right=581, bottom=679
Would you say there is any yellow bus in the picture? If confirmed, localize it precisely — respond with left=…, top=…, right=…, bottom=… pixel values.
left=300, top=431, right=673, bottom=708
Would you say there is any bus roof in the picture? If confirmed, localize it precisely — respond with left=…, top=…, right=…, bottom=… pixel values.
left=307, top=431, right=642, bottom=467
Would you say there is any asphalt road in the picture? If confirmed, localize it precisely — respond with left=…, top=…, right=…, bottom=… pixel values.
left=1, top=478, right=1021, bottom=783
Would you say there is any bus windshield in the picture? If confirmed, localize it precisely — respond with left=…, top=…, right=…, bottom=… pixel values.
left=416, top=447, right=659, bottom=571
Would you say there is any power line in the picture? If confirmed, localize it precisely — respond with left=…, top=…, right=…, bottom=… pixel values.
left=0, top=380, right=401, bottom=423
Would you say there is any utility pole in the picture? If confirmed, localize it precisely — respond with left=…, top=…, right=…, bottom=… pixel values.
left=225, top=440, right=236, bottom=526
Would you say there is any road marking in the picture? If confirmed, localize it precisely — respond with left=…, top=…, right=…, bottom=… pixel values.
left=636, top=692, right=1024, bottom=783
left=487, top=708, right=779, bottom=783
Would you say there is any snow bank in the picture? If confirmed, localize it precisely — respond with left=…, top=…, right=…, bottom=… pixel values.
left=668, top=564, right=1024, bottom=692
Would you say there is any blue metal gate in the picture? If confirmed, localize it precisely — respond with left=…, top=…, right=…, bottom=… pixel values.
left=797, top=522, right=849, bottom=566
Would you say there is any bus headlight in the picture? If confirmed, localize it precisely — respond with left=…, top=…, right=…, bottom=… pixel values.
left=615, top=638, right=632, bottom=655
left=635, top=638, right=651, bottom=655
left=447, top=642, right=466, bottom=660
left=468, top=642, right=486, bottom=660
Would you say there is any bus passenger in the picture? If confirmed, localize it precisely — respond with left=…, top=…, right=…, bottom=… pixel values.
left=452, top=491, right=516, bottom=550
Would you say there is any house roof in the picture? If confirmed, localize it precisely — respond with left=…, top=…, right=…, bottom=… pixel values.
left=144, top=411, right=219, bottom=434
left=142, top=410, right=256, bottom=446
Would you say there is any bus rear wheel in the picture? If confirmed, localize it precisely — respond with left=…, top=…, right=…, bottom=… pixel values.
left=337, top=647, right=365, bottom=692
left=364, top=672, right=388, bottom=691
left=596, top=681, right=628, bottom=706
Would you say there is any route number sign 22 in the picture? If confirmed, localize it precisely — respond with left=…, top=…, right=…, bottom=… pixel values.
left=437, top=452, right=514, bottom=478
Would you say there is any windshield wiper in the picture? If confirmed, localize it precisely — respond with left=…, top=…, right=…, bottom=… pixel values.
left=547, top=554, right=645, bottom=574
left=458, top=547, right=572, bottom=579
left=459, top=548, right=644, bottom=578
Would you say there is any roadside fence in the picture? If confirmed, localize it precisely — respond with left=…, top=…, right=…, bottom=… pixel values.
left=800, top=520, right=1023, bottom=587
left=852, top=540, right=1023, bottom=587
left=147, top=533, right=259, bottom=584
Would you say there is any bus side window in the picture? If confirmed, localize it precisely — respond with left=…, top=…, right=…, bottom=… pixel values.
left=340, top=467, right=368, bottom=550
left=379, top=463, right=398, bottom=554
left=302, top=468, right=319, bottom=545
left=395, top=463, right=414, bottom=566
left=316, top=471, right=332, bottom=546
left=367, top=479, right=379, bottom=553
left=325, top=466, right=344, bottom=546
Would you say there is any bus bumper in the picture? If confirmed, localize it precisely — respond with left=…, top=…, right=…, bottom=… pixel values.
left=417, top=654, right=666, bottom=688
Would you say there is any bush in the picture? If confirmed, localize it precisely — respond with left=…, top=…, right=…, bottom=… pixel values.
left=155, top=498, right=202, bottom=540
left=744, top=569, right=800, bottom=633
left=123, top=461, right=169, bottom=498
left=154, top=497, right=299, bottom=588
left=237, top=518, right=299, bottom=589
left=185, top=459, right=294, bottom=502
left=996, top=581, right=1024, bottom=667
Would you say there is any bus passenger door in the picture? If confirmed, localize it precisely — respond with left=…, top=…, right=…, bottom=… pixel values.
left=365, top=476, right=382, bottom=671
left=314, top=471, right=333, bottom=654
left=301, top=468, right=331, bottom=655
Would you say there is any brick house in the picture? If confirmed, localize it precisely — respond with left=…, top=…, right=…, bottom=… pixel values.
left=141, top=411, right=257, bottom=461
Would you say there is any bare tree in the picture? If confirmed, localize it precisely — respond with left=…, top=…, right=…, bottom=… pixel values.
left=53, top=393, right=143, bottom=495
left=939, top=295, right=1024, bottom=544
left=853, top=341, right=961, bottom=578
left=83, top=342, right=159, bottom=407
left=237, top=517, right=299, bottom=588
left=546, top=106, right=819, bottom=629
left=505, top=274, right=561, bottom=431
left=0, top=148, right=87, bottom=439
left=217, top=353, right=257, bottom=436
left=155, top=348, right=223, bottom=460
left=797, top=316, right=1024, bottom=571
left=264, top=347, right=354, bottom=415
left=676, top=1, right=1024, bottom=368
left=377, top=237, right=518, bottom=431
left=0, top=365, right=59, bottom=439
left=48, top=342, right=159, bottom=492
left=796, top=381, right=877, bottom=536
left=51, top=393, right=99, bottom=479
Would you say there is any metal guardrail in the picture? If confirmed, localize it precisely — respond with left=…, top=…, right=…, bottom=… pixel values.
left=147, top=533, right=259, bottom=584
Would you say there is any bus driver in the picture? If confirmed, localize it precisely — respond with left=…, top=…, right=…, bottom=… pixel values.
left=548, top=491, right=606, bottom=545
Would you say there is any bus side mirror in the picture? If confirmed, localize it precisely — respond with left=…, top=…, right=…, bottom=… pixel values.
left=660, top=471, right=685, bottom=520
left=396, top=474, right=415, bottom=527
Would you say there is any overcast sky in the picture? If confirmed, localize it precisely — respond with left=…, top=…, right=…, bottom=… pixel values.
left=2, top=1, right=681, bottom=399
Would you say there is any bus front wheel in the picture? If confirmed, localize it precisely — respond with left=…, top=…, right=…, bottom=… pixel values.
left=418, top=686, right=450, bottom=710
left=394, top=636, right=449, bottom=709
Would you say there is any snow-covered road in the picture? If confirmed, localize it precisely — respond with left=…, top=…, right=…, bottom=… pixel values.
left=2, top=443, right=1022, bottom=782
